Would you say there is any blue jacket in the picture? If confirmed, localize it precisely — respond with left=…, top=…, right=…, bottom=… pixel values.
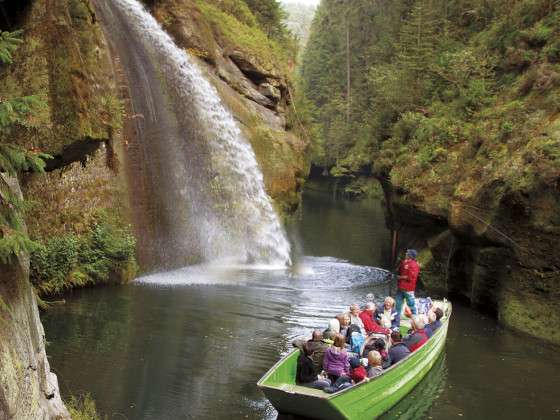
left=425, top=319, right=442, bottom=338
left=388, top=342, right=410, bottom=365
left=375, top=306, right=400, bottom=330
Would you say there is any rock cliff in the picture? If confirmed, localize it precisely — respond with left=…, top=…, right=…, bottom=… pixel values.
left=148, top=0, right=308, bottom=214
left=0, top=175, right=69, bottom=420
left=384, top=168, right=560, bottom=345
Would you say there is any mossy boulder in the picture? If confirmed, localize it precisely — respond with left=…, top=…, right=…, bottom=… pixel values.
left=417, top=230, right=455, bottom=296
left=500, top=286, right=560, bottom=345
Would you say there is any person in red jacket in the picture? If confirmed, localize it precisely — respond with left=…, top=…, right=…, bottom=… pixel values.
left=396, top=249, right=420, bottom=317
left=359, top=302, right=390, bottom=335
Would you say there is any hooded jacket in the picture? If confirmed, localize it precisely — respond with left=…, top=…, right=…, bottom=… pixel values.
left=359, top=310, right=390, bottom=335
left=323, top=347, right=350, bottom=378
left=398, top=258, right=420, bottom=292
left=388, top=342, right=411, bottom=365
left=403, top=329, right=428, bottom=352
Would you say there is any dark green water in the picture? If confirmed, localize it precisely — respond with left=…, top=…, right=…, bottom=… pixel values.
left=42, top=186, right=560, bottom=419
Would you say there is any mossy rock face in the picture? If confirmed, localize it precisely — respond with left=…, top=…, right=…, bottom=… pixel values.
left=387, top=174, right=560, bottom=344
left=152, top=0, right=309, bottom=215
left=152, top=0, right=219, bottom=64
left=417, top=230, right=456, bottom=296
left=375, top=12, right=560, bottom=341
left=0, top=179, right=70, bottom=419
left=23, top=145, right=126, bottom=238
left=1, top=0, right=137, bottom=287
left=23, top=142, right=137, bottom=295
left=500, top=288, right=560, bottom=345
left=0, top=0, right=121, bottom=163
left=210, top=70, right=308, bottom=214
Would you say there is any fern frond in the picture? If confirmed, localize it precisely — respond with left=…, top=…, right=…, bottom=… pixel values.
left=0, top=30, right=23, bottom=64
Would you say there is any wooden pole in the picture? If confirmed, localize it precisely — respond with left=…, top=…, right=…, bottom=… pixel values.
left=391, top=229, right=399, bottom=267
left=345, top=5, right=351, bottom=123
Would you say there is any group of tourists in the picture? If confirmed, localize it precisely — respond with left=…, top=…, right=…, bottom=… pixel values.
left=293, top=249, right=445, bottom=394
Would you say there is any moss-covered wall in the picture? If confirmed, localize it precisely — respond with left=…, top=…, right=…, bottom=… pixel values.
left=23, top=145, right=126, bottom=239
left=385, top=178, right=560, bottom=345
left=150, top=0, right=309, bottom=215
left=0, top=175, right=69, bottom=419
left=0, top=0, right=137, bottom=296
left=1, top=0, right=121, bottom=163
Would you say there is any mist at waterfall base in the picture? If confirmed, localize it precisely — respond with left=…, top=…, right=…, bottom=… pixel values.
left=95, top=0, right=290, bottom=269
left=42, top=186, right=560, bottom=420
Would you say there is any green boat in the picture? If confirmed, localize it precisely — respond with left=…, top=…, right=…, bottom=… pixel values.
left=257, top=300, right=452, bottom=420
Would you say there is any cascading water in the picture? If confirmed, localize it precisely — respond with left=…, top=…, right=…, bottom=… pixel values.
left=95, top=0, right=291, bottom=268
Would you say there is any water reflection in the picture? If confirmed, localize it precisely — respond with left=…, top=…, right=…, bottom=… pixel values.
left=294, top=184, right=392, bottom=267
left=43, top=257, right=391, bottom=419
left=42, top=185, right=560, bottom=419
left=380, top=355, right=448, bottom=420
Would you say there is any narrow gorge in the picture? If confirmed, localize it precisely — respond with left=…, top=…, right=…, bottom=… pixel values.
left=1, top=0, right=559, bottom=418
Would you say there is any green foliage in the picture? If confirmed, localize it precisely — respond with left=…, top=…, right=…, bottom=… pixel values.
left=195, top=0, right=293, bottom=71
left=0, top=93, right=51, bottom=176
left=66, top=394, right=106, bottom=420
left=99, top=94, right=125, bottom=130
left=0, top=95, right=43, bottom=129
left=0, top=32, right=51, bottom=175
left=30, top=217, right=137, bottom=296
left=0, top=230, right=36, bottom=264
left=396, top=0, right=441, bottom=75
left=300, top=0, right=560, bottom=202
left=0, top=30, right=23, bottom=64
left=343, top=177, right=384, bottom=199
left=0, top=144, right=50, bottom=176
left=285, top=87, right=321, bottom=160
left=209, top=0, right=258, bottom=26
left=243, top=0, right=288, bottom=39
left=539, top=137, right=560, bottom=161
left=0, top=29, right=51, bottom=264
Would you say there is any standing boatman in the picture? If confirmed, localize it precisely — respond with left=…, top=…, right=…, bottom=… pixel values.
left=395, top=249, right=420, bottom=317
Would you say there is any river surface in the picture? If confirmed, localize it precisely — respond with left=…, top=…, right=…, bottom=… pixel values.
left=42, top=185, right=560, bottom=420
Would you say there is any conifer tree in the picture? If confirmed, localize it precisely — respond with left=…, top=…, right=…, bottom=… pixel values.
left=0, top=29, right=50, bottom=263
left=396, top=0, right=440, bottom=76
left=243, top=0, right=287, bottom=38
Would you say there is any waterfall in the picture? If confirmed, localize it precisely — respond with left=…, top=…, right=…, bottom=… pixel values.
left=95, top=0, right=291, bottom=268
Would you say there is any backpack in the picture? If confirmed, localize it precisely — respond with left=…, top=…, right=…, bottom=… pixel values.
left=350, top=332, right=365, bottom=355
left=416, top=297, right=433, bottom=314
left=346, top=324, right=362, bottom=344
left=296, top=351, right=316, bottom=384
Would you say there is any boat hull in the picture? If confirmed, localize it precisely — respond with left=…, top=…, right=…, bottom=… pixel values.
left=258, top=303, right=451, bottom=420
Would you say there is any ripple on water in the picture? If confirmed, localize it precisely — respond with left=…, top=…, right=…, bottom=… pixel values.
left=42, top=256, right=394, bottom=420
left=135, top=256, right=390, bottom=288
